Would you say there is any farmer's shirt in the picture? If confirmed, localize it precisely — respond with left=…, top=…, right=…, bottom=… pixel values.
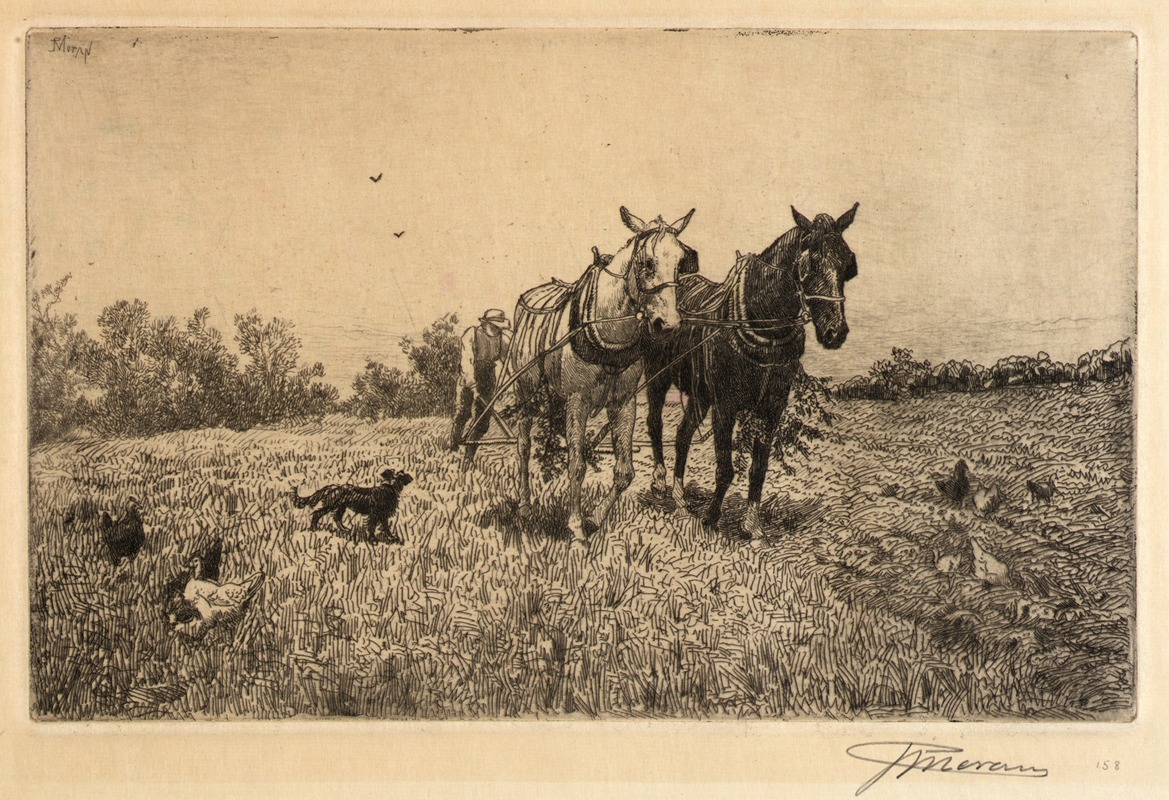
left=460, top=326, right=510, bottom=391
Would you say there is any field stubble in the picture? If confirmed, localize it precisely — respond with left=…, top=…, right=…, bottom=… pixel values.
left=29, top=381, right=1134, bottom=720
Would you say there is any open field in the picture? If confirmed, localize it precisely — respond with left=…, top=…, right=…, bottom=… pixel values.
left=28, top=381, right=1133, bottom=720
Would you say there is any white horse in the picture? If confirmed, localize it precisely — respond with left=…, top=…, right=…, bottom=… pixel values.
left=507, top=207, right=697, bottom=544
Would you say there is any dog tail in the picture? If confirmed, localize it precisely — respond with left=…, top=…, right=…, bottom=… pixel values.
left=289, top=486, right=318, bottom=508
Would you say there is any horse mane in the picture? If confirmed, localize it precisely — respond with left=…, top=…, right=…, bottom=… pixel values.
left=759, top=225, right=803, bottom=267
left=678, top=226, right=803, bottom=320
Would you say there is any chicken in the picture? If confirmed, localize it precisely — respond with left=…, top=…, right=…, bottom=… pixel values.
left=971, top=538, right=1011, bottom=586
left=1026, top=477, right=1057, bottom=503
left=192, top=538, right=223, bottom=582
left=160, top=537, right=224, bottom=618
left=973, top=484, right=1005, bottom=516
left=935, top=460, right=971, bottom=505
left=167, top=565, right=263, bottom=638
left=100, top=497, right=145, bottom=566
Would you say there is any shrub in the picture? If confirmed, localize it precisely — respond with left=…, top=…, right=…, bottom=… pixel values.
left=29, top=275, right=90, bottom=445
left=399, top=313, right=462, bottom=415
left=733, top=366, right=839, bottom=474
left=500, top=382, right=601, bottom=482
left=832, top=340, right=1130, bottom=401
left=348, top=314, right=463, bottom=419
left=234, top=309, right=339, bottom=425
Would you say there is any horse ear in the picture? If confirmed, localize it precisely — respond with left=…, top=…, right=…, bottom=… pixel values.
left=620, top=207, right=646, bottom=233
left=792, top=206, right=813, bottom=231
left=670, top=208, right=695, bottom=235
left=835, top=202, right=859, bottom=232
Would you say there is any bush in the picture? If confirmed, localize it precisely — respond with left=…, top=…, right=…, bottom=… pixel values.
left=29, top=275, right=90, bottom=445
left=734, top=366, right=839, bottom=474
left=348, top=314, right=463, bottom=419
left=61, top=300, right=336, bottom=440
left=832, top=341, right=1130, bottom=401
left=499, top=382, right=601, bottom=482
left=346, top=360, right=409, bottom=420
left=234, top=309, right=339, bottom=425
left=399, top=313, right=462, bottom=415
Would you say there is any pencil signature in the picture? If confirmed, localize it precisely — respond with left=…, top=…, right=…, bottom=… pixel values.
left=847, top=741, right=1049, bottom=795
left=49, top=35, right=93, bottom=64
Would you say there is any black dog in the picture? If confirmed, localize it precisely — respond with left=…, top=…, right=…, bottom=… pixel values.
left=291, top=468, right=413, bottom=543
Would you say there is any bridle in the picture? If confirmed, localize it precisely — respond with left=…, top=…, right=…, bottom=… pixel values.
left=759, top=234, right=847, bottom=308
left=601, top=224, right=682, bottom=315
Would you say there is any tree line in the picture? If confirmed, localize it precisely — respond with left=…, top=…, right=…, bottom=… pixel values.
left=29, top=274, right=1134, bottom=446
left=832, top=341, right=1133, bottom=401
left=29, top=275, right=462, bottom=445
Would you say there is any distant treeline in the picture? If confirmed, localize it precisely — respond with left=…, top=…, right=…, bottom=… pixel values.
left=832, top=341, right=1133, bottom=401
left=29, top=275, right=464, bottom=445
left=28, top=274, right=1133, bottom=445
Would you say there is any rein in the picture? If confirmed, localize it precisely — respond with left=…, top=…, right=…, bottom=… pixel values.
left=460, top=314, right=639, bottom=440
left=680, top=247, right=842, bottom=334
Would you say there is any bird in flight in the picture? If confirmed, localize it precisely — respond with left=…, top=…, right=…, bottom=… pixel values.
left=393, top=231, right=405, bottom=238
left=370, top=173, right=383, bottom=183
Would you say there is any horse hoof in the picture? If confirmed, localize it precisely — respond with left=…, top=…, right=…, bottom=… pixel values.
left=517, top=503, right=534, bottom=521
left=742, top=514, right=765, bottom=541
left=651, top=466, right=667, bottom=496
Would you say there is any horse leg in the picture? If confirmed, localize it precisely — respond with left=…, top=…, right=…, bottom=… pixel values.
left=592, top=396, right=636, bottom=530
left=704, top=408, right=737, bottom=533
left=645, top=372, right=669, bottom=496
left=672, top=405, right=705, bottom=510
left=516, top=412, right=534, bottom=520
left=743, top=422, right=777, bottom=541
left=565, top=396, right=589, bottom=545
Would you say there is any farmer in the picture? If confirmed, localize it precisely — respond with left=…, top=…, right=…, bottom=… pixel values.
left=450, top=308, right=511, bottom=468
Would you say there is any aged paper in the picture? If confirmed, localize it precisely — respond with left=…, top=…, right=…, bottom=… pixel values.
left=3, top=1, right=1167, bottom=798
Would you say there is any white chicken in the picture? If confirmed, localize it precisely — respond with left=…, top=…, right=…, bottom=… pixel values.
left=168, top=558, right=264, bottom=639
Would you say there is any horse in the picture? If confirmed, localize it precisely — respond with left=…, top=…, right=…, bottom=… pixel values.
left=642, top=204, right=859, bottom=540
left=506, top=207, right=698, bottom=544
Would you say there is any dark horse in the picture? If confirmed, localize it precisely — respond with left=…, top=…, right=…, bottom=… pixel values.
left=642, top=204, right=859, bottom=539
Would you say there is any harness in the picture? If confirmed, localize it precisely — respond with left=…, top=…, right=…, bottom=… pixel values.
left=680, top=246, right=845, bottom=368
left=569, top=224, right=683, bottom=372
left=461, top=216, right=701, bottom=438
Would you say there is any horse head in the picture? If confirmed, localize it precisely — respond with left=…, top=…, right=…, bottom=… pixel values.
left=791, top=203, right=859, bottom=350
left=616, top=206, right=699, bottom=335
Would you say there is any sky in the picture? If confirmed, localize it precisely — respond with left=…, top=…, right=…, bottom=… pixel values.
left=26, top=28, right=1137, bottom=390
